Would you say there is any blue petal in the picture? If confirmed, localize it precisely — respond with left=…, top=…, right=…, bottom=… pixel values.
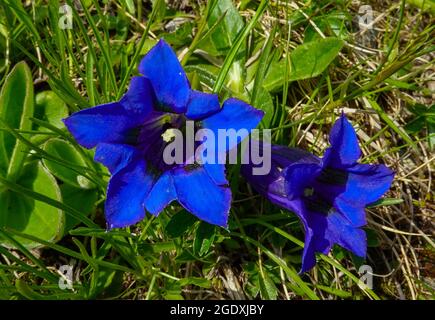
left=314, top=163, right=394, bottom=227
left=123, top=76, right=156, bottom=115
left=94, top=143, right=139, bottom=174
left=283, top=163, right=322, bottom=199
left=202, top=98, right=264, bottom=155
left=138, top=39, right=190, bottom=113
left=171, top=166, right=231, bottom=227
left=203, top=163, right=228, bottom=185
left=63, top=101, right=143, bottom=149
left=105, top=159, right=154, bottom=229
left=144, top=171, right=177, bottom=215
left=286, top=199, right=331, bottom=273
left=185, top=90, right=220, bottom=120
left=271, top=146, right=321, bottom=168
left=323, top=114, right=361, bottom=169
left=326, top=212, right=367, bottom=258
left=332, top=199, right=367, bottom=227
left=344, top=163, right=395, bottom=205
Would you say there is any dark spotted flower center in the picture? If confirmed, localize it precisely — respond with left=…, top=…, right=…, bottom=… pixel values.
left=303, top=167, right=349, bottom=215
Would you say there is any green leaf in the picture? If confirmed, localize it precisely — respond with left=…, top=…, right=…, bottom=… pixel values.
left=60, top=184, right=97, bottom=232
left=42, top=138, right=95, bottom=189
left=213, top=0, right=268, bottom=93
left=0, top=161, right=64, bottom=249
left=315, top=284, right=352, bottom=298
left=365, top=228, right=380, bottom=247
left=34, top=91, right=68, bottom=130
left=427, top=118, right=435, bottom=150
left=258, top=267, right=278, bottom=300
left=251, top=24, right=277, bottom=107
left=0, top=61, right=34, bottom=180
left=407, top=0, right=435, bottom=14
left=193, top=222, right=216, bottom=256
left=405, top=116, right=426, bottom=134
left=255, top=87, right=274, bottom=127
left=121, top=0, right=135, bottom=15
left=165, top=210, right=198, bottom=238
left=207, top=0, right=244, bottom=53
left=179, top=277, right=211, bottom=288
left=367, top=197, right=404, bottom=207
left=264, top=38, right=344, bottom=92
left=16, top=279, right=49, bottom=300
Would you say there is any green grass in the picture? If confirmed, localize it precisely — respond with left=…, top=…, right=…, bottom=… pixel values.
left=0, top=0, right=433, bottom=300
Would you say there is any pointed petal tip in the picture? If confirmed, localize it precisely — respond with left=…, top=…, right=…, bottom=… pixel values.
left=157, top=37, right=169, bottom=47
left=172, top=166, right=231, bottom=228
left=324, top=113, right=361, bottom=168
left=138, top=38, right=190, bottom=113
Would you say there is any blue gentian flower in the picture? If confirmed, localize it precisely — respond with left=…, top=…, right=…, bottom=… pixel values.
left=241, top=115, right=394, bottom=272
left=64, top=39, right=263, bottom=229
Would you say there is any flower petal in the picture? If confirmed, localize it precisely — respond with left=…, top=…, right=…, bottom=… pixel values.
left=323, top=114, right=361, bottom=169
left=314, top=163, right=394, bottom=227
left=171, top=166, right=231, bottom=227
left=63, top=101, right=142, bottom=149
left=203, top=163, right=228, bottom=185
left=283, top=163, right=322, bottom=199
left=332, top=198, right=367, bottom=227
left=144, top=171, right=177, bottom=215
left=271, top=146, right=321, bottom=168
left=344, top=163, right=395, bottom=205
left=185, top=90, right=220, bottom=120
left=105, top=159, right=154, bottom=229
left=123, top=76, right=156, bottom=115
left=327, top=212, right=367, bottom=258
left=138, top=39, right=190, bottom=113
left=94, top=143, right=139, bottom=174
left=202, top=98, right=264, bottom=155
left=285, top=199, right=331, bottom=273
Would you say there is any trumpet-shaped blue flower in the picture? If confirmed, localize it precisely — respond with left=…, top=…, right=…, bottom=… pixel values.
left=241, top=115, right=394, bottom=272
left=64, top=39, right=263, bottom=229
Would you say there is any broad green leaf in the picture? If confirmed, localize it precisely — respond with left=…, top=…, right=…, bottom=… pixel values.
left=304, top=13, right=350, bottom=42
left=193, top=222, right=216, bottom=256
left=264, top=38, right=344, bottom=92
left=42, top=138, right=95, bottom=189
left=0, top=61, right=34, bottom=180
left=0, top=161, right=64, bottom=249
left=407, top=0, right=435, bottom=14
left=207, top=0, right=244, bottom=53
left=60, top=184, right=97, bottom=232
left=165, top=210, right=198, bottom=238
left=34, top=90, right=68, bottom=130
